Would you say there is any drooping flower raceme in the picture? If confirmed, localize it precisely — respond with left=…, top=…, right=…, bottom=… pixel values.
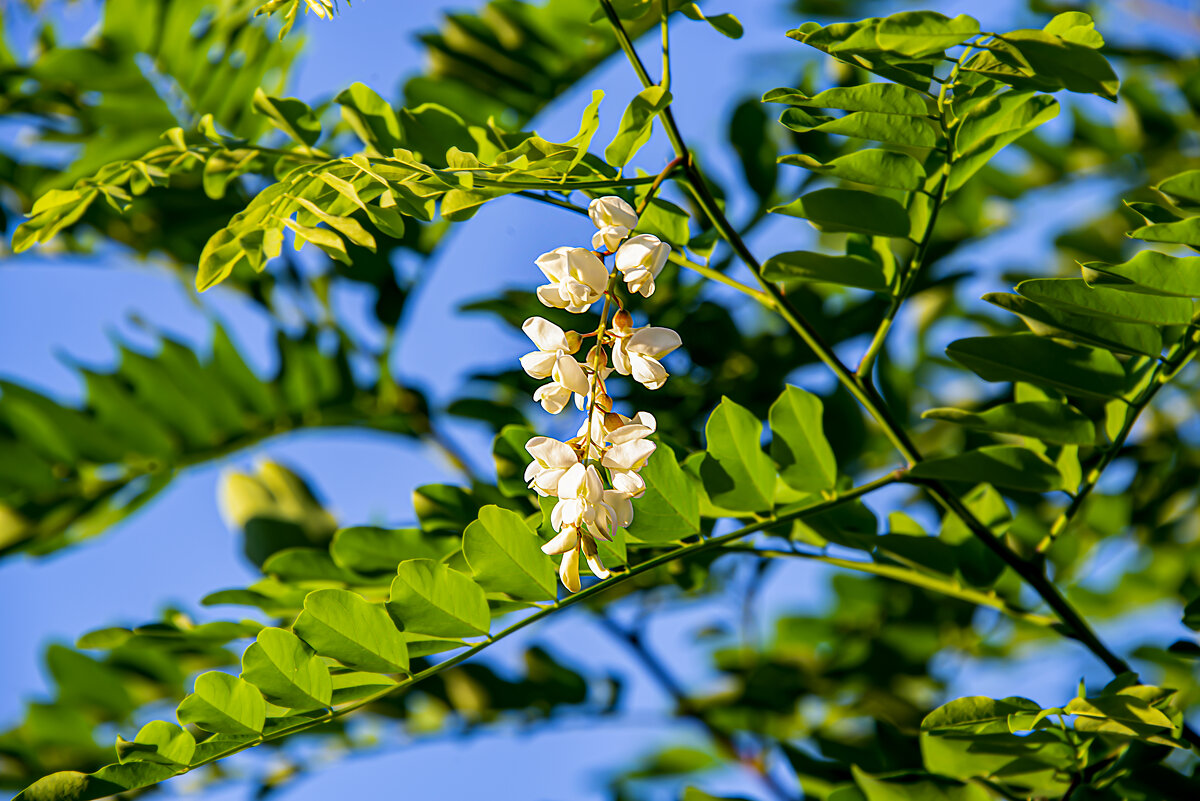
left=520, top=195, right=683, bottom=592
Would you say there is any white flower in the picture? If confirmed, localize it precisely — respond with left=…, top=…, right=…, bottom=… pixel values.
left=601, top=439, right=657, bottom=497
left=614, top=234, right=670, bottom=297
left=519, top=317, right=580, bottom=379
left=592, top=225, right=631, bottom=253
left=524, top=436, right=580, bottom=497
left=589, top=196, right=638, bottom=231
left=551, top=463, right=617, bottom=543
left=535, top=247, right=609, bottom=313
left=532, top=354, right=589, bottom=414
left=611, top=317, right=682, bottom=390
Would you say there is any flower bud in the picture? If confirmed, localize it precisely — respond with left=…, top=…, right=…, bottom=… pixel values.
left=588, top=344, right=607, bottom=369
left=613, top=309, right=633, bottom=331
left=594, top=391, right=613, bottom=412
left=563, top=330, right=583, bottom=353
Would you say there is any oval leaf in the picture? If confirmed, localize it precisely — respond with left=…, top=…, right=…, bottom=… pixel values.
left=241, top=627, right=333, bottom=711
left=387, top=558, right=491, bottom=638
left=463, top=505, right=557, bottom=601
left=293, top=588, right=410, bottom=674
left=176, top=671, right=266, bottom=736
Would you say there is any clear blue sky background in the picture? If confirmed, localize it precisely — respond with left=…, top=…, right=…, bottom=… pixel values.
left=1, top=1, right=1196, bottom=799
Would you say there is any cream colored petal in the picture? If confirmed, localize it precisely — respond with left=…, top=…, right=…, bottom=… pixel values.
left=557, top=462, right=587, bottom=500
left=604, top=490, right=634, bottom=527
left=519, top=350, right=557, bottom=379
left=611, top=469, right=646, bottom=497
left=582, top=464, right=605, bottom=501
left=628, top=326, right=682, bottom=358
left=567, top=248, right=610, bottom=293
left=607, top=421, right=653, bottom=445
left=553, top=354, right=590, bottom=396
left=534, top=247, right=569, bottom=282
left=629, top=353, right=668, bottom=390
left=559, top=546, right=581, bottom=592
left=631, top=411, right=657, bottom=432
left=588, top=196, right=638, bottom=230
left=536, top=283, right=567, bottom=309
left=526, top=436, right=578, bottom=469
left=533, top=382, right=572, bottom=414
left=541, top=526, right=579, bottom=555
left=602, top=439, right=656, bottom=471
left=522, top=316, right=569, bottom=353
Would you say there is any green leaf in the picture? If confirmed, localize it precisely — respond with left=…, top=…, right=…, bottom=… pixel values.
left=853, top=767, right=990, bottom=801
left=779, top=107, right=940, bottom=148
left=875, top=11, right=980, bottom=58
left=331, top=671, right=398, bottom=704
left=984, top=292, right=1164, bottom=358
left=336, top=82, right=404, bottom=155
left=1129, top=217, right=1200, bottom=251
left=1044, top=11, right=1103, bottom=48
left=176, top=671, right=266, bottom=736
left=922, top=696, right=1042, bottom=734
left=330, top=526, right=456, bottom=575
left=387, top=558, right=491, bottom=638
left=763, top=83, right=930, bottom=115
left=700, top=398, right=776, bottom=512
left=946, top=334, right=1129, bottom=399
left=949, top=91, right=1059, bottom=193
left=770, top=188, right=911, bottom=238
left=995, top=29, right=1119, bottom=100
left=605, top=85, right=672, bottom=168
left=908, top=446, right=1064, bottom=492
left=115, top=721, right=195, bottom=766
left=1016, top=278, right=1194, bottom=325
left=922, top=401, right=1095, bottom=446
left=779, top=149, right=926, bottom=192
left=677, top=3, right=742, bottom=39
left=253, top=88, right=321, bottom=147
left=769, top=386, right=837, bottom=492
left=293, top=588, right=410, bottom=674
left=1065, top=694, right=1176, bottom=735
left=763, top=250, right=891, bottom=292
left=463, top=505, right=557, bottom=600
left=1157, top=170, right=1200, bottom=210
left=15, top=764, right=181, bottom=801
left=625, top=443, right=700, bottom=544
left=1081, top=251, right=1200, bottom=298
left=241, top=627, right=332, bottom=711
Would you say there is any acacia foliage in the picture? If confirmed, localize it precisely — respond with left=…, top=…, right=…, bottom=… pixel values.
left=4, top=1, right=1200, bottom=800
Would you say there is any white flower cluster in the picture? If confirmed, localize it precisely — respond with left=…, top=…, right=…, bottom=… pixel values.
left=520, top=196, right=681, bottom=592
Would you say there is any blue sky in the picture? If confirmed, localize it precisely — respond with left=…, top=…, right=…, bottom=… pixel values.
left=1, top=1, right=1197, bottom=799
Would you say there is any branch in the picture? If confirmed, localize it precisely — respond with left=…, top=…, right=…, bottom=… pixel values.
left=590, top=3, right=1200, bottom=752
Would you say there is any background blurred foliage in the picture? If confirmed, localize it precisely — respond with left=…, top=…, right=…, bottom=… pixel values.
left=2, top=0, right=1200, bottom=799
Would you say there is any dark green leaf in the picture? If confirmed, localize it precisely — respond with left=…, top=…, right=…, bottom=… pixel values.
left=1016, top=278, right=1194, bottom=325
left=763, top=250, right=891, bottom=292
left=908, top=446, right=1064, bottom=492
left=779, top=149, right=925, bottom=192
left=922, top=401, right=1095, bottom=445
left=770, top=188, right=911, bottom=238
left=946, top=334, right=1129, bottom=398
left=606, top=86, right=672, bottom=167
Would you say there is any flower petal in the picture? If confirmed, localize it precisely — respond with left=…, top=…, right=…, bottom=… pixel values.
left=522, top=317, right=568, bottom=352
